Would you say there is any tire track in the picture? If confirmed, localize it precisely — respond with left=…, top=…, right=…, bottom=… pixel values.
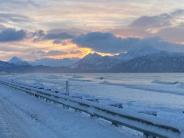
left=0, top=98, right=26, bottom=138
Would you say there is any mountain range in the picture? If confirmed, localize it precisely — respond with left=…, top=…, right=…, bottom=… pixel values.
left=1, top=45, right=184, bottom=73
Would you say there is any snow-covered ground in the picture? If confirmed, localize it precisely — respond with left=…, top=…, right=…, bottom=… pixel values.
left=0, top=83, right=140, bottom=138
left=5, top=73, right=184, bottom=108
left=1, top=73, right=184, bottom=137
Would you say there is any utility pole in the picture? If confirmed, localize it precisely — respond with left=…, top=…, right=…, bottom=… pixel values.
left=66, top=80, right=69, bottom=96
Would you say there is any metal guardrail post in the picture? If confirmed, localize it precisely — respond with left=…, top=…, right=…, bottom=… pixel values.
left=143, top=133, right=155, bottom=138
left=66, top=80, right=69, bottom=96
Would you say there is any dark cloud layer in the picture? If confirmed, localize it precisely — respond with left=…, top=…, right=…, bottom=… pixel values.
left=73, top=32, right=140, bottom=53
left=130, top=9, right=184, bottom=28
left=44, top=32, right=74, bottom=40
left=33, top=30, right=74, bottom=42
left=130, top=14, right=171, bottom=28
left=0, top=28, right=26, bottom=42
left=156, top=24, right=184, bottom=43
left=73, top=32, right=184, bottom=53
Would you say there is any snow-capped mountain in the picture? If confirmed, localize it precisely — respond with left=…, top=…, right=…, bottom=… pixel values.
left=72, top=45, right=184, bottom=72
left=112, top=52, right=184, bottom=72
left=2, top=42, right=184, bottom=73
left=116, top=46, right=161, bottom=61
left=9, top=57, right=29, bottom=65
left=74, top=45, right=163, bottom=71
left=74, top=53, right=121, bottom=71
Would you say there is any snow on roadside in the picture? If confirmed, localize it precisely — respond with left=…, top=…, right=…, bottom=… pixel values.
left=2, top=73, right=184, bottom=134
left=0, top=83, right=140, bottom=138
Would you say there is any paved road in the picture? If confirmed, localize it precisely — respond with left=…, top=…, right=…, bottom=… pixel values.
left=0, top=84, right=139, bottom=138
left=0, top=99, right=25, bottom=138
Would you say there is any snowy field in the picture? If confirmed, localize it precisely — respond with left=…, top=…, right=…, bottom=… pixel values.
left=2, top=73, right=184, bottom=116
left=1, top=73, right=184, bottom=137
left=3, top=73, right=184, bottom=104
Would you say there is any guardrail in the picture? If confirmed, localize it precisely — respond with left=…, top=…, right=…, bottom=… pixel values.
left=0, top=80, right=182, bottom=138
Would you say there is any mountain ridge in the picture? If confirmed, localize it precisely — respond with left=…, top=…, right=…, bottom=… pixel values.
left=2, top=47, right=184, bottom=73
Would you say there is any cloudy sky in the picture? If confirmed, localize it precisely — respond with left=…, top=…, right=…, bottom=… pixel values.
left=0, top=0, right=184, bottom=60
